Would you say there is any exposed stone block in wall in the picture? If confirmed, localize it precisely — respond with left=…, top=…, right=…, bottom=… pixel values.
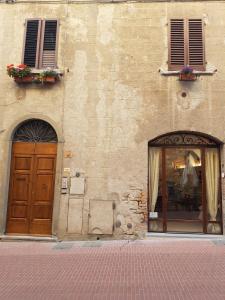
left=115, top=187, right=147, bottom=237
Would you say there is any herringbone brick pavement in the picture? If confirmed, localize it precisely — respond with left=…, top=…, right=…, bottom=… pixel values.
left=0, top=239, right=225, bottom=299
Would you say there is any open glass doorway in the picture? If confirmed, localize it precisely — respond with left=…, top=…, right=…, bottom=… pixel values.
left=148, top=132, right=222, bottom=234
left=166, top=148, right=202, bottom=233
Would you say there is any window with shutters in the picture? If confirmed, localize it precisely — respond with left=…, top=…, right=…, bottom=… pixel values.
left=169, top=19, right=205, bottom=71
left=23, top=19, right=58, bottom=69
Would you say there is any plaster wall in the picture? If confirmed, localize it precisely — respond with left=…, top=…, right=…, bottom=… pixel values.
left=0, top=1, right=225, bottom=238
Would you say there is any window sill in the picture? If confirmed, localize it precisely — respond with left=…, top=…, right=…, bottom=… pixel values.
left=159, top=68, right=217, bottom=76
left=31, top=68, right=64, bottom=76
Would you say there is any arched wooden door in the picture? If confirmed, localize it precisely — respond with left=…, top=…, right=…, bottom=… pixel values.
left=6, top=119, right=58, bottom=235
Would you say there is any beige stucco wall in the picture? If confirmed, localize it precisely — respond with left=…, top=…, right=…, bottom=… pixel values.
left=0, top=1, right=225, bottom=239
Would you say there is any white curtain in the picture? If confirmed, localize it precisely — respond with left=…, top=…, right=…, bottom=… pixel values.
left=205, top=149, right=220, bottom=233
left=149, top=148, right=160, bottom=212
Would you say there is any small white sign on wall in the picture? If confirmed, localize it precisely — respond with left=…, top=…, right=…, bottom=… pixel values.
left=70, top=177, right=85, bottom=195
left=149, top=212, right=158, bottom=219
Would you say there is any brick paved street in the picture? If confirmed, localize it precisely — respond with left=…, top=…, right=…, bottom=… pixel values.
left=0, top=238, right=225, bottom=300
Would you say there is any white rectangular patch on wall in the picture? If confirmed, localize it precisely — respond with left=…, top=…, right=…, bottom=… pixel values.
left=149, top=212, right=158, bottom=219
left=70, top=177, right=85, bottom=195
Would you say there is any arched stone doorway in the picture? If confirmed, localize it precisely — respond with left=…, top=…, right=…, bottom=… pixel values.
left=148, top=131, right=222, bottom=234
left=6, top=119, right=58, bottom=235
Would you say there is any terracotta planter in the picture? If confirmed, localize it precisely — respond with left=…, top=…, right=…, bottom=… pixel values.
left=179, top=73, right=197, bottom=81
left=14, top=76, right=33, bottom=83
left=44, top=76, right=56, bottom=83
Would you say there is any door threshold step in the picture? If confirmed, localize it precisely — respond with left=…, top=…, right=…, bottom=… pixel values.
left=146, top=232, right=224, bottom=240
left=0, top=235, right=58, bottom=242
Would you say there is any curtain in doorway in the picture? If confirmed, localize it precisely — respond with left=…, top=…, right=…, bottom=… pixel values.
left=149, top=147, right=160, bottom=212
left=205, top=149, right=220, bottom=233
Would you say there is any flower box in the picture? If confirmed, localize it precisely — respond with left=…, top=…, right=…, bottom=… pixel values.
left=179, top=66, right=197, bottom=81
left=41, top=69, right=59, bottom=83
left=44, top=76, right=56, bottom=83
left=14, top=76, right=33, bottom=83
left=7, top=64, right=62, bottom=85
left=179, top=73, right=197, bottom=81
left=7, top=64, right=32, bottom=82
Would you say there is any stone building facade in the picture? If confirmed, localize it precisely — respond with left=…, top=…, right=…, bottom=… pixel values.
left=0, top=0, right=225, bottom=239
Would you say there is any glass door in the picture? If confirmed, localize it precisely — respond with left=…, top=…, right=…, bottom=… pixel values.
left=148, top=132, right=222, bottom=234
left=165, top=148, right=203, bottom=233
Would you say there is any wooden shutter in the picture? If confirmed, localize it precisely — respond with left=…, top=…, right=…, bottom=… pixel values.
left=23, top=20, right=41, bottom=68
left=40, top=20, right=58, bottom=68
left=188, top=19, right=205, bottom=71
left=169, top=19, right=185, bottom=71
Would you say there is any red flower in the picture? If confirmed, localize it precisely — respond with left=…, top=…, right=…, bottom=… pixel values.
left=17, top=64, right=27, bottom=69
left=7, top=64, right=14, bottom=69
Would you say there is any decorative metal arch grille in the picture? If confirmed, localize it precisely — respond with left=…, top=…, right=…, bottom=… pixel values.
left=13, top=119, right=57, bottom=143
left=150, top=133, right=217, bottom=146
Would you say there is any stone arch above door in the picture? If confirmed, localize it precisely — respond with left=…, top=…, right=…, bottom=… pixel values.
left=149, top=131, right=222, bottom=147
left=12, top=119, right=58, bottom=143
left=6, top=115, right=64, bottom=143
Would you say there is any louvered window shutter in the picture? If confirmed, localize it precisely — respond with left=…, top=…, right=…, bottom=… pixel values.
left=169, top=19, right=185, bottom=71
left=188, top=19, right=205, bottom=71
left=23, top=20, right=41, bottom=68
left=40, top=20, right=58, bottom=68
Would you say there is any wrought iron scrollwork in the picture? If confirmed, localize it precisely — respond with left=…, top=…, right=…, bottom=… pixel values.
left=13, top=119, right=57, bottom=143
left=150, top=133, right=217, bottom=146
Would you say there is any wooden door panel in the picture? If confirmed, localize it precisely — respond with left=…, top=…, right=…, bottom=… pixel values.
left=13, top=142, right=35, bottom=154
left=15, top=157, right=32, bottom=171
left=6, top=220, right=30, bottom=234
left=12, top=174, right=30, bottom=201
left=37, top=157, right=55, bottom=171
left=29, top=221, right=52, bottom=235
left=6, top=152, right=34, bottom=234
left=30, top=151, right=56, bottom=235
left=7, top=142, right=57, bottom=236
left=8, top=203, right=29, bottom=233
left=34, top=174, right=54, bottom=201
left=11, top=204, right=28, bottom=219
left=30, top=203, right=52, bottom=234
left=32, top=205, right=52, bottom=219
left=35, top=143, right=57, bottom=155
left=13, top=155, right=33, bottom=173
